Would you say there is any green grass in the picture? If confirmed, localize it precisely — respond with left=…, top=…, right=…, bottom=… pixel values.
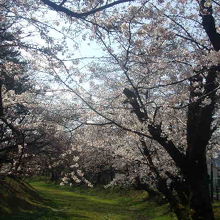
left=214, top=201, right=220, bottom=220
left=0, top=176, right=44, bottom=215
left=0, top=180, right=175, bottom=220
left=30, top=181, right=175, bottom=220
left=2, top=178, right=219, bottom=220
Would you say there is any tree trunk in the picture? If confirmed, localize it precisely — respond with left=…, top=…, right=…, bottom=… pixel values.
left=186, top=67, right=218, bottom=220
left=51, top=170, right=59, bottom=182
left=157, top=178, right=191, bottom=220
left=188, top=159, right=214, bottom=220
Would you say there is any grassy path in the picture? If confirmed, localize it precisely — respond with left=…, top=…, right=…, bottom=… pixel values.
left=31, top=181, right=175, bottom=220
left=1, top=179, right=219, bottom=220
left=12, top=181, right=174, bottom=220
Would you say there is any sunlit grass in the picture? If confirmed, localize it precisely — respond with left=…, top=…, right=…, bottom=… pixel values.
left=0, top=180, right=175, bottom=220
left=2, top=178, right=219, bottom=220
left=29, top=181, right=175, bottom=220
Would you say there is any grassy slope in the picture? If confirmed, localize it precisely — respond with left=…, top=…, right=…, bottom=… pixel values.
left=30, top=181, right=176, bottom=220
left=0, top=176, right=44, bottom=214
left=0, top=178, right=219, bottom=220
left=0, top=180, right=176, bottom=220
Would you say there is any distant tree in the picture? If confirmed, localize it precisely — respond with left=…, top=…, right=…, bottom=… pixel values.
left=0, top=15, right=32, bottom=173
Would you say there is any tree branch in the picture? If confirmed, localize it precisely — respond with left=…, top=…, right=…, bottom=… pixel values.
left=41, top=0, right=134, bottom=19
left=200, top=0, right=220, bottom=51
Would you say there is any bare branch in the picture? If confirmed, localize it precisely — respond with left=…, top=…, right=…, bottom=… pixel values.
left=41, top=0, right=134, bottom=19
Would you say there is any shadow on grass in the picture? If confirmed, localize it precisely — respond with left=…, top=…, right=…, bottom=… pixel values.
left=0, top=180, right=174, bottom=220
left=0, top=177, right=87, bottom=219
left=0, top=211, right=88, bottom=220
left=0, top=194, right=89, bottom=220
left=31, top=183, right=158, bottom=219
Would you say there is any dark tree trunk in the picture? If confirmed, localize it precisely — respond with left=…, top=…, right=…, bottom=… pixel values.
left=200, top=0, right=220, bottom=51
left=157, top=178, right=191, bottom=220
left=51, top=170, right=60, bottom=182
left=185, top=66, right=219, bottom=220
left=190, top=179, right=214, bottom=219
left=187, top=157, right=214, bottom=220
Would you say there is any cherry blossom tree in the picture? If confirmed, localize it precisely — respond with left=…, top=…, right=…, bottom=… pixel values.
left=36, top=1, right=220, bottom=219
left=3, top=0, right=219, bottom=219
left=0, top=2, right=74, bottom=178
left=0, top=14, right=32, bottom=174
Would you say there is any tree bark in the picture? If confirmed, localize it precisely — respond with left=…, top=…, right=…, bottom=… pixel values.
left=188, top=158, right=214, bottom=220
left=157, top=178, right=191, bottom=220
left=185, top=66, right=219, bottom=220
left=200, top=0, right=220, bottom=51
